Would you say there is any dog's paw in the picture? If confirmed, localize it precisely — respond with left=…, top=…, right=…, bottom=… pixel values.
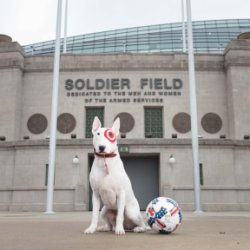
left=97, top=224, right=112, bottom=232
left=115, top=226, right=125, bottom=235
left=133, top=226, right=146, bottom=233
left=84, top=225, right=97, bottom=234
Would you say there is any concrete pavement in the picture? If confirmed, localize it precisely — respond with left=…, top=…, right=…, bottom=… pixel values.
left=0, top=211, right=250, bottom=250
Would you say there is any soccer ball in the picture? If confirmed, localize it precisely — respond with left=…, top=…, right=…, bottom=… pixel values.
left=145, top=197, right=182, bottom=234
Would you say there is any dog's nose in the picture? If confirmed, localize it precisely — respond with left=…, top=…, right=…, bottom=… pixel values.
left=99, top=145, right=106, bottom=152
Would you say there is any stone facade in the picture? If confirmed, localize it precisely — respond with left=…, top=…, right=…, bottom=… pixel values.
left=0, top=34, right=250, bottom=212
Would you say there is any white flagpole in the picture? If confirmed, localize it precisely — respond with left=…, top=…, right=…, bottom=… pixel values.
left=45, top=0, right=63, bottom=214
left=63, top=0, right=68, bottom=53
left=186, top=0, right=202, bottom=213
left=181, top=0, right=186, bottom=52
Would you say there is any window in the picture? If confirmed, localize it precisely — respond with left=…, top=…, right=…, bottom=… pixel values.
left=23, top=19, right=250, bottom=55
left=85, top=107, right=104, bottom=138
left=144, top=107, right=163, bottom=138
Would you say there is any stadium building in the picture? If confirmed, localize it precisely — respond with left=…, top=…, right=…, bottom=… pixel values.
left=0, top=19, right=250, bottom=212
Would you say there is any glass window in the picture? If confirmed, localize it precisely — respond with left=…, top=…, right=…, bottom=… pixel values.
left=23, top=19, right=250, bottom=55
left=85, top=107, right=104, bottom=138
left=144, top=107, right=163, bottom=138
left=104, top=46, right=116, bottom=53
left=126, top=45, right=138, bottom=52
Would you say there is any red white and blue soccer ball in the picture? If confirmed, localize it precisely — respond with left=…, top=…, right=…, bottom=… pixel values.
left=145, top=197, right=183, bottom=234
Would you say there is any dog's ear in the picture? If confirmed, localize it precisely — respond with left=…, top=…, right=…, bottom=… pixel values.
left=112, top=117, right=120, bottom=136
left=92, top=116, right=101, bottom=134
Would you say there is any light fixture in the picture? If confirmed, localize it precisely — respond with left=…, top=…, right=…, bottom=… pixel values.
left=120, top=133, right=126, bottom=139
left=145, top=133, right=152, bottom=138
left=244, top=135, right=250, bottom=140
left=169, top=154, right=176, bottom=165
left=71, top=134, right=77, bottom=139
left=172, top=133, right=177, bottom=139
left=72, top=155, right=79, bottom=165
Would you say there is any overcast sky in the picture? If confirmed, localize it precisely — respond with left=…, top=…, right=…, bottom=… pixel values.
left=0, top=0, right=249, bottom=45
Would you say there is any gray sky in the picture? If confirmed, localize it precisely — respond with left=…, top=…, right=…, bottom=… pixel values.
left=0, top=0, right=249, bottom=45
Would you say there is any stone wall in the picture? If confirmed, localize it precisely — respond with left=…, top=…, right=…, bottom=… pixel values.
left=0, top=139, right=249, bottom=211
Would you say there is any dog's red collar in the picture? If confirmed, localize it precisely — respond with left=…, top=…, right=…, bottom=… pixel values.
left=94, top=149, right=117, bottom=158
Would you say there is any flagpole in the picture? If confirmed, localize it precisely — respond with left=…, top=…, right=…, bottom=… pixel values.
left=186, top=0, right=202, bottom=213
left=45, top=0, right=63, bottom=214
left=63, top=0, right=68, bottom=53
left=181, top=0, right=186, bottom=52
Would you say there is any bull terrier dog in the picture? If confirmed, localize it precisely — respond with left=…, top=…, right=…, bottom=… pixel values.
left=84, top=116, right=147, bottom=235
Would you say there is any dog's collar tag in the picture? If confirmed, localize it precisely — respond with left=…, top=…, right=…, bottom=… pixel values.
left=104, top=160, right=109, bottom=175
left=94, top=149, right=116, bottom=175
left=104, top=128, right=116, bottom=143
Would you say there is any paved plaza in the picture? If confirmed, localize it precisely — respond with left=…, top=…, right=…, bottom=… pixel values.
left=0, top=211, right=250, bottom=250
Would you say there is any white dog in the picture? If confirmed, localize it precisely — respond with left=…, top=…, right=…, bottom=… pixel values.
left=84, top=116, right=147, bottom=235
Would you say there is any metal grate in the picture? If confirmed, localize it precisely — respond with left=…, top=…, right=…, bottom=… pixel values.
left=144, top=107, right=163, bottom=138
left=85, top=107, right=104, bottom=138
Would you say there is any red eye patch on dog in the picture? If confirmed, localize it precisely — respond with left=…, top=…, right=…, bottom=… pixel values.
left=104, top=129, right=116, bottom=143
